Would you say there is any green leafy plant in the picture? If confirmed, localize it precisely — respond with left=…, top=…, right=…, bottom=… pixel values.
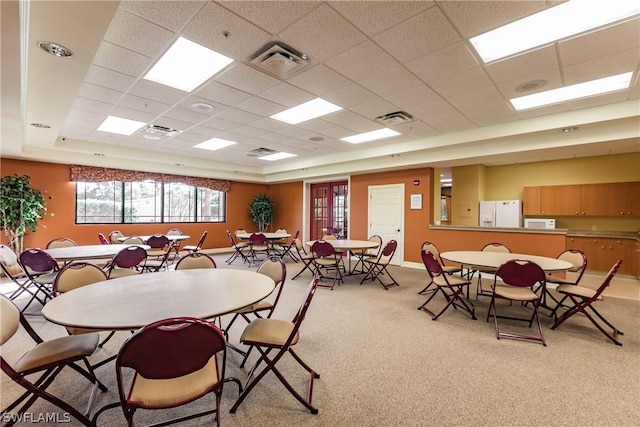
left=249, top=193, right=275, bottom=232
left=0, top=174, right=47, bottom=255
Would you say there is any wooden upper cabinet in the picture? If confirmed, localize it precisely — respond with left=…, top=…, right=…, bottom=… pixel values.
left=540, top=185, right=581, bottom=215
left=524, top=182, right=639, bottom=216
left=522, top=186, right=541, bottom=215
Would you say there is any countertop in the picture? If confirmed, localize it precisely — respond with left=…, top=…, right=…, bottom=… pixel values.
left=429, top=224, right=639, bottom=240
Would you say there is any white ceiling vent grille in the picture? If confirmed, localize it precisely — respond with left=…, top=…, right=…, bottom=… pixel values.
left=143, top=124, right=181, bottom=137
left=249, top=42, right=314, bottom=80
left=375, top=111, right=414, bottom=126
left=247, top=147, right=277, bottom=157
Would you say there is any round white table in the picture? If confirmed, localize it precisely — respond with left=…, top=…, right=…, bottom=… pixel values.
left=440, top=251, right=572, bottom=272
left=44, top=244, right=149, bottom=262
left=236, top=232, right=291, bottom=240
left=42, top=269, right=275, bottom=331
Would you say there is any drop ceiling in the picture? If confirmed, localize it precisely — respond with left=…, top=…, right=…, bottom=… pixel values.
left=2, top=1, right=639, bottom=184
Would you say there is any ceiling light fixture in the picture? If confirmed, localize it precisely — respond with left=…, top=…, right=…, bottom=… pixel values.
left=510, top=72, right=633, bottom=110
left=37, top=41, right=73, bottom=58
left=341, top=128, right=401, bottom=144
left=258, top=152, right=297, bottom=161
left=470, top=1, right=640, bottom=63
left=144, top=37, right=233, bottom=92
left=191, top=102, right=215, bottom=113
left=270, top=98, right=342, bottom=124
left=193, top=138, right=237, bottom=151
left=97, top=116, right=146, bottom=135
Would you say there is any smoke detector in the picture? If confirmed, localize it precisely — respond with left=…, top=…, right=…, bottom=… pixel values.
left=375, top=111, right=414, bottom=126
left=249, top=42, right=314, bottom=79
left=143, top=124, right=181, bottom=137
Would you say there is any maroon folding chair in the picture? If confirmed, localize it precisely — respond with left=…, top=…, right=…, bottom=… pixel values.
left=360, top=240, right=399, bottom=290
left=142, top=235, right=172, bottom=272
left=551, top=259, right=623, bottom=346
left=105, top=246, right=147, bottom=278
left=419, top=249, right=476, bottom=321
left=311, top=240, right=343, bottom=290
left=183, top=230, right=207, bottom=254
left=248, top=232, right=270, bottom=265
left=486, top=259, right=547, bottom=346
left=18, top=248, right=59, bottom=310
left=97, top=233, right=110, bottom=245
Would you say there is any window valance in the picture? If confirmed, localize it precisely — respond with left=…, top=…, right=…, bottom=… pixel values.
left=70, top=165, right=231, bottom=192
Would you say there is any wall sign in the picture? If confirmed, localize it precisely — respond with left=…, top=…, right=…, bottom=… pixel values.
left=410, top=193, right=422, bottom=210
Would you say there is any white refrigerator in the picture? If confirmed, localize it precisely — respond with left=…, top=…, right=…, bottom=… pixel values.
left=479, top=200, right=522, bottom=228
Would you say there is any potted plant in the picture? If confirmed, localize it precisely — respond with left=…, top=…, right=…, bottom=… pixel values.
left=0, top=174, right=47, bottom=255
left=249, top=194, right=275, bottom=233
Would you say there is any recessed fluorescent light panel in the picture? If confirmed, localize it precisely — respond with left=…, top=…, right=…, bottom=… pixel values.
left=97, top=116, right=146, bottom=135
left=470, top=1, right=640, bottom=63
left=258, top=152, right=297, bottom=161
left=144, top=37, right=233, bottom=92
left=193, top=138, right=237, bottom=151
left=341, top=128, right=401, bottom=144
left=270, top=98, right=342, bottom=124
left=510, top=72, right=633, bottom=111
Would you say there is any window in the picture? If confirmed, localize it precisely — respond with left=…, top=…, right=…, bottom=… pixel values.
left=76, top=181, right=226, bottom=224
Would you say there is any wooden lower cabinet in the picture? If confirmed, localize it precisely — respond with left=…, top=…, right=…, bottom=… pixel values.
left=568, top=236, right=636, bottom=276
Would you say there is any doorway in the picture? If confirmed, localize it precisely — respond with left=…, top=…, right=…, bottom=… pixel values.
left=309, top=181, right=348, bottom=241
left=367, top=184, right=404, bottom=265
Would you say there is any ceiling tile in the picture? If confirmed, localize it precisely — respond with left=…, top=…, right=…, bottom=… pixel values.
left=350, top=99, right=400, bottom=121
left=195, top=81, right=253, bottom=107
left=484, top=46, right=558, bottom=83
left=374, top=7, right=460, bottom=63
left=77, top=83, right=122, bottom=104
left=322, top=110, right=379, bottom=132
left=279, top=4, right=366, bottom=62
left=406, top=41, right=480, bottom=83
left=103, top=8, right=175, bottom=58
left=236, top=97, right=285, bottom=116
left=214, top=63, right=280, bottom=95
left=323, top=84, right=379, bottom=109
left=258, top=83, right=315, bottom=107
left=447, top=87, right=513, bottom=122
left=247, top=118, right=289, bottom=133
left=161, top=106, right=210, bottom=125
left=429, top=67, right=493, bottom=98
left=287, top=64, right=352, bottom=96
left=92, top=41, right=153, bottom=78
left=128, top=79, right=188, bottom=105
left=563, top=48, right=640, bottom=85
left=330, top=1, right=433, bottom=37
left=219, top=1, right=320, bottom=35
left=359, top=66, right=423, bottom=97
left=386, top=85, right=442, bottom=110
left=198, top=117, right=242, bottom=132
left=72, top=97, right=113, bottom=115
left=211, top=107, right=262, bottom=125
left=324, top=41, right=398, bottom=82
left=495, top=68, right=563, bottom=101
left=119, top=94, right=171, bottom=115
left=120, top=1, right=206, bottom=32
left=83, top=65, right=136, bottom=92
left=390, top=120, right=439, bottom=139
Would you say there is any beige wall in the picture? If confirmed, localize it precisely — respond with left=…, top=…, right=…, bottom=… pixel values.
left=450, top=153, right=640, bottom=231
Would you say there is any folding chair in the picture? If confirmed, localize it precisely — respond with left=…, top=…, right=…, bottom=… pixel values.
left=231, top=276, right=320, bottom=414
left=97, top=233, right=110, bottom=245
left=248, top=232, right=271, bottom=265
left=108, top=230, right=124, bottom=244
left=486, top=259, right=547, bottom=346
left=360, top=240, right=399, bottom=290
left=550, top=259, right=623, bottom=346
left=543, top=249, right=587, bottom=310
left=474, top=243, right=511, bottom=300
left=18, top=248, right=59, bottom=309
left=0, top=244, right=49, bottom=313
left=45, top=237, right=77, bottom=249
left=291, top=238, right=316, bottom=279
left=418, top=249, right=476, bottom=320
left=311, top=240, right=343, bottom=290
left=183, top=230, right=208, bottom=254
left=350, top=235, right=381, bottom=275
left=1, top=295, right=108, bottom=426
left=226, top=230, right=250, bottom=265
left=166, top=227, right=184, bottom=259
left=142, top=235, right=172, bottom=272
left=105, top=246, right=147, bottom=278
left=92, top=317, right=238, bottom=427
left=276, top=230, right=300, bottom=262
left=174, top=252, right=217, bottom=270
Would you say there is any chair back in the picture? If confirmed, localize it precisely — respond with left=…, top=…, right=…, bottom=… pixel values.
left=112, top=246, right=147, bottom=269
left=495, top=259, right=545, bottom=288
left=117, top=317, right=225, bottom=380
left=46, top=238, right=77, bottom=249
left=558, top=249, right=588, bottom=274
left=226, top=230, right=239, bottom=246
left=322, top=234, right=337, bottom=240
left=122, top=236, right=144, bottom=244
left=290, top=276, right=320, bottom=336
left=0, top=244, right=23, bottom=279
left=98, top=233, right=110, bottom=245
left=54, top=262, right=108, bottom=294
left=19, top=248, right=58, bottom=275
left=194, top=230, right=208, bottom=248
left=421, top=249, right=444, bottom=279
left=311, top=240, right=335, bottom=258
left=175, top=253, right=217, bottom=270
left=109, top=230, right=125, bottom=244
left=482, top=242, right=510, bottom=253
left=275, top=228, right=287, bottom=234
left=235, top=229, right=248, bottom=239
left=166, top=228, right=182, bottom=235
left=257, top=257, right=287, bottom=316
left=590, top=259, right=622, bottom=301
left=146, top=235, right=170, bottom=250
left=0, top=294, right=20, bottom=346
left=378, top=240, right=398, bottom=263
left=250, top=233, right=268, bottom=246
left=365, top=235, right=382, bottom=256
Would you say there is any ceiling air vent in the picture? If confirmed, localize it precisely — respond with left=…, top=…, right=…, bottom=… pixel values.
left=247, top=147, right=277, bottom=157
left=143, top=124, right=181, bottom=137
left=249, top=42, right=314, bottom=80
left=375, top=111, right=414, bottom=126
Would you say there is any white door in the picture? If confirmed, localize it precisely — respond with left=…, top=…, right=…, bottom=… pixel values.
left=367, top=184, right=404, bottom=265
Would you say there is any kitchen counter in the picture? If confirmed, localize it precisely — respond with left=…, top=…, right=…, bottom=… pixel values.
left=567, top=230, right=639, bottom=239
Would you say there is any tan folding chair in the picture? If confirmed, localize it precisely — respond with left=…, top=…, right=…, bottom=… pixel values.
left=46, top=237, right=78, bottom=249
left=226, top=230, right=250, bottom=265
left=1, top=295, right=107, bottom=426
left=419, top=249, right=476, bottom=320
left=475, top=242, right=511, bottom=299
left=550, top=259, right=623, bottom=346
left=231, top=276, right=321, bottom=414
left=350, top=235, right=382, bottom=275
left=183, top=230, right=208, bottom=254
left=360, top=240, right=399, bottom=290
left=291, top=237, right=316, bottom=279
left=174, top=252, right=217, bottom=270
left=108, top=230, right=125, bottom=244
left=544, top=249, right=587, bottom=310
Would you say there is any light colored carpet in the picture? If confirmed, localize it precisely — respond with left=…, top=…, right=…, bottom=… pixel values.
left=2, top=255, right=639, bottom=426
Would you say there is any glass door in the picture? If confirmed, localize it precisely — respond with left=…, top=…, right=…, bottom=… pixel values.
left=309, top=181, right=348, bottom=240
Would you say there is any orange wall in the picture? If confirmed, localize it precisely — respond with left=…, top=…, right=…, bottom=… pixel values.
left=351, top=168, right=434, bottom=263
left=0, top=159, right=270, bottom=250
left=269, top=181, right=304, bottom=237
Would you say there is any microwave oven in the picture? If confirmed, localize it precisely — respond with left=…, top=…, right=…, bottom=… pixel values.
left=524, top=218, right=556, bottom=229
